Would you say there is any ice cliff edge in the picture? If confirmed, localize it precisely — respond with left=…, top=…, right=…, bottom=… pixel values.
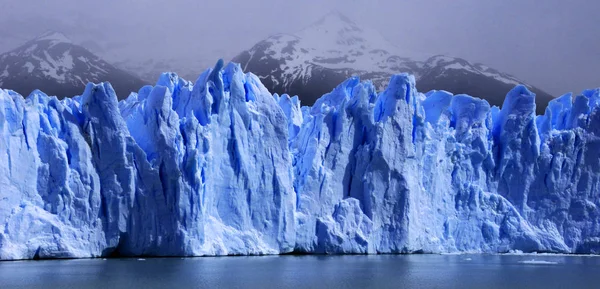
left=1, top=60, right=599, bottom=260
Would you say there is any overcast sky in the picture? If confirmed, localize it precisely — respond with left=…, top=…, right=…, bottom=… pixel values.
left=0, top=0, right=598, bottom=96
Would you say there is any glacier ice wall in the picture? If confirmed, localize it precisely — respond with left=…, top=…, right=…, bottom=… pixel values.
left=1, top=60, right=599, bottom=260
left=289, top=75, right=600, bottom=254
left=0, top=60, right=295, bottom=260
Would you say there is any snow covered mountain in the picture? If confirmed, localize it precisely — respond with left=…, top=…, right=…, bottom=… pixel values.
left=0, top=31, right=145, bottom=99
left=1, top=60, right=599, bottom=260
left=233, top=12, right=553, bottom=114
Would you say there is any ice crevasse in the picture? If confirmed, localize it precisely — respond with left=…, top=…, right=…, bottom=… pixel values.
left=1, top=60, right=599, bottom=260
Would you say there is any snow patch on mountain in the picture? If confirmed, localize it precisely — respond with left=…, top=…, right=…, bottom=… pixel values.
left=23, top=62, right=34, bottom=73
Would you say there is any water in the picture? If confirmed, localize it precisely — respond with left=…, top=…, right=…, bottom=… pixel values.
left=1, top=254, right=599, bottom=288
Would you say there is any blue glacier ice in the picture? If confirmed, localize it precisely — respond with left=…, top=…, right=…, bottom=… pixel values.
left=1, top=60, right=599, bottom=260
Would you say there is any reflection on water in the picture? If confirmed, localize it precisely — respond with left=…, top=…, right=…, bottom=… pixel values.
left=1, top=254, right=599, bottom=289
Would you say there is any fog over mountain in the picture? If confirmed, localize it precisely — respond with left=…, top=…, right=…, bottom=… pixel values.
left=0, top=0, right=599, bottom=98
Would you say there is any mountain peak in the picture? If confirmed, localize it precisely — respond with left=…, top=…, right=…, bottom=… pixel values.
left=34, top=31, right=72, bottom=43
left=293, top=11, right=373, bottom=49
left=315, top=10, right=357, bottom=26
left=309, top=11, right=361, bottom=32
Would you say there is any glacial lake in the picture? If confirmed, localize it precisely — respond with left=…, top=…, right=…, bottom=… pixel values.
left=1, top=254, right=599, bottom=288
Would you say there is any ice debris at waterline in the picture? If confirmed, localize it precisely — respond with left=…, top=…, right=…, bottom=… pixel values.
left=1, top=60, right=599, bottom=260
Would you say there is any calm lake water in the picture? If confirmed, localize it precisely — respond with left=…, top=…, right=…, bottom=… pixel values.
left=1, top=254, right=599, bottom=288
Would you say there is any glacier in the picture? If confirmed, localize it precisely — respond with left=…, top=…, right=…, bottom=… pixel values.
left=1, top=60, right=599, bottom=260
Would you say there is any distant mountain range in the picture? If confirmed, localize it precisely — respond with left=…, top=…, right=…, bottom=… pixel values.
left=1, top=17, right=555, bottom=113
left=0, top=31, right=145, bottom=99
left=232, top=12, right=554, bottom=113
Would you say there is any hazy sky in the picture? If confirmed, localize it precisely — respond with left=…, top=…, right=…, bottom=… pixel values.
left=0, top=0, right=598, bottom=96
